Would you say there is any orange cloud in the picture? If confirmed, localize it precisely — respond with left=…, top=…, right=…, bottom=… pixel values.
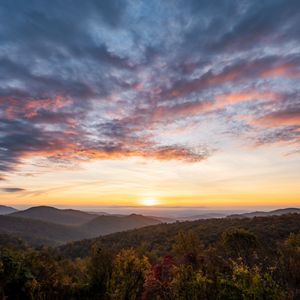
left=153, top=100, right=214, bottom=121
left=161, top=59, right=300, bottom=102
left=215, top=91, right=278, bottom=108
left=162, top=67, right=244, bottom=100
left=261, top=64, right=300, bottom=79
left=153, top=91, right=278, bottom=123
left=254, top=110, right=300, bottom=127
left=3, top=96, right=71, bottom=119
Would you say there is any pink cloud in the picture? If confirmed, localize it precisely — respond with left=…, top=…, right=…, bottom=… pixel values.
left=254, top=110, right=300, bottom=128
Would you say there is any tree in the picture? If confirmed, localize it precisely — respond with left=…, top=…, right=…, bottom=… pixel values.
left=172, top=264, right=212, bottom=300
left=87, top=246, right=114, bottom=298
left=0, top=249, right=35, bottom=299
left=230, top=262, right=281, bottom=300
left=173, top=230, right=203, bottom=267
left=221, top=228, right=258, bottom=264
left=109, top=248, right=150, bottom=300
left=143, top=255, right=177, bottom=300
left=277, top=233, right=300, bottom=299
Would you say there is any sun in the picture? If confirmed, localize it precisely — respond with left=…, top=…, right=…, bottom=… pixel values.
left=141, top=198, right=158, bottom=206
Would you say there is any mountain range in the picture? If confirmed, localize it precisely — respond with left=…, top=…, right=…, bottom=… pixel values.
left=0, top=206, right=162, bottom=245
left=0, top=205, right=18, bottom=215
left=0, top=205, right=299, bottom=246
left=10, top=206, right=97, bottom=225
left=57, top=213, right=300, bottom=259
left=228, top=208, right=300, bottom=218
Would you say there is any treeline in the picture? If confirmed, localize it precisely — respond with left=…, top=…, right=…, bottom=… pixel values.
left=58, top=213, right=300, bottom=259
left=0, top=215, right=299, bottom=299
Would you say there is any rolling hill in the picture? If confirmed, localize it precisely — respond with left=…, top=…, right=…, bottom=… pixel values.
left=2, top=214, right=300, bottom=299
left=81, top=213, right=162, bottom=236
left=228, top=207, right=300, bottom=218
left=3, top=205, right=299, bottom=249
left=0, top=208, right=163, bottom=246
left=0, top=205, right=18, bottom=215
left=0, top=215, right=85, bottom=245
left=10, top=205, right=98, bottom=225
left=178, top=212, right=227, bottom=221
left=57, top=213, right=300, bottom=259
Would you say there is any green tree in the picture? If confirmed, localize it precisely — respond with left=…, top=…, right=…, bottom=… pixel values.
left=221, top=228, right=258, bottom=264
left=218, top=262, right=282, bottom=300
left=172, top=264, right=212, bottom=300
left=0, top=249, right=35, bottom=300
left=87, top=246, right=114, bottom=299
left=173, top=230, right=203, bottom=267
left=109, top=248, right=150, bottom=300
left=277, top=233, right=300, bottom=299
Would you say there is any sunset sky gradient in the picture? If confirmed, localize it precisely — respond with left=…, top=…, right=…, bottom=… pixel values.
left=0, top=0, right=299, bottom=208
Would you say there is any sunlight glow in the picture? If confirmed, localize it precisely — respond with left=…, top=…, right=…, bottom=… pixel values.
left=141, top=198, right=159, bottom=206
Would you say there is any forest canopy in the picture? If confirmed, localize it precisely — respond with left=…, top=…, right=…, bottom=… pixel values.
left=0, top=214, right=299, bottom=299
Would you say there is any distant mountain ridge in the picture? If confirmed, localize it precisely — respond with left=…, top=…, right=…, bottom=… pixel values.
left=81, top=213, right=161, bottom=236
left=58, top=213, right=300, bottom=259
left=0, top=215, right=84, bottom=245
left=0, top=206, right=162, bottom=245
left=10, top=206, right=98, bottom=225
left=228, top=208, right=300, bottom=219
left=178, top=213, right=227, bottom=221
left=0, top=205, right=18, bottom=215
left=2, top=205, right=299, bottom=246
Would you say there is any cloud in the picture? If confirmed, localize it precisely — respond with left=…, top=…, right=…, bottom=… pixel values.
left=255, top=108, right=300, bottom=128
left=0, top=0, right=300, bottom=178
left=0, top=187, right=25, bottom=193
left=159, top=56, right=300, bottom=101
left=0, top=118, right=81, bottom=174
left=215, top=91, right=278, bottom=107
left=254, top=126, right=300, bottom=146
left=195, top=0, right=300, bottom=54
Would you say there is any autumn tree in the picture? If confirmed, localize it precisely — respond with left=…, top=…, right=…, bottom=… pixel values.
left=277, top=233, right=300, bottom=299
left=173, top=230, right=203, bottom=267
left=221, top=228, right=258, bottom=264
left=143, top=255, right=177, bottom=300
left=0, top=249, right=35, bottom=299
left=87, top=246, right=114, bottom=299
left=171, top=264, right=213, bottom=300
left=109, top=248, right=150, bottom=300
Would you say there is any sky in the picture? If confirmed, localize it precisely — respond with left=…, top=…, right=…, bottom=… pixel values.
left=0, top=0, right=299, bottom=209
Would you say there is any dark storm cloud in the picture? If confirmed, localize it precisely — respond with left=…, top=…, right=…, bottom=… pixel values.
left=0, top=0, right=300, bottom=178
